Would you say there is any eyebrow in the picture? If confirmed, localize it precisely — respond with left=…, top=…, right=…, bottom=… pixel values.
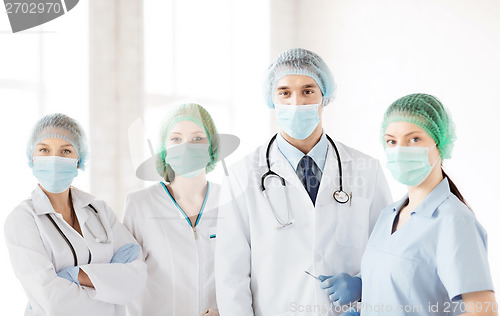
left=169, top=131, right=205, bottom=136
left=385, top=131, right=424, bottom=137
left=302, top=84, right=317, bottom=89
left=36, top=143, right=73, bottom=147
left=276, top=84, right=317, bottom=90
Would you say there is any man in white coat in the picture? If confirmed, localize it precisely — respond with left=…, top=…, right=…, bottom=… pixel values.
left=214, top=48, right=392, bottom=316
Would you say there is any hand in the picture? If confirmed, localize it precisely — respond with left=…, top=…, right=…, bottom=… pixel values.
left=199, top=309, right=219, bottom=316
left=78, top=269, right=94, bottom=288
left=56, top=266, right=80, bottom=285
left=110, top=243, right=141, bottom=264
left=319, top=273, right=361, bottom=305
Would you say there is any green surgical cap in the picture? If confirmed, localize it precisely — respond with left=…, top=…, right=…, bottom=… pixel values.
left=381, top=93, right=456, bottom=159
left=156, top=103, right=220, bottom=181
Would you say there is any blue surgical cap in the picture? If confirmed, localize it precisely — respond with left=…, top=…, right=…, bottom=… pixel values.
left=27, top=113, right=89, bottom=170
left=265, top=48, right=335, bottom=108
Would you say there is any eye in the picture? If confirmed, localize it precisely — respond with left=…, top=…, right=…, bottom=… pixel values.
left=62, top=149, right=72, bottom=154
left=303, top=89, right=314, bottom=95
left=170, top=137, right=182, bottom=142
left=410, top=137, right=420, bottom=143
left=193, top=136, right=205, bottom=142
left=278, top=91, right=290, bottom=96
left=39, top=148, right=48, bottom=153
left=386, top=139, right=396, bottom=146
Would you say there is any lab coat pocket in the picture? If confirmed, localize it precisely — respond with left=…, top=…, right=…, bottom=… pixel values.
left=336, top=196, right=370, bottom=248
left=208, top=226, right=217, bottom=252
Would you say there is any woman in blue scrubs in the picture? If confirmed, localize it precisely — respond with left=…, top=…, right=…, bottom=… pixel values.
left=357, top=93, right=497, bottom=315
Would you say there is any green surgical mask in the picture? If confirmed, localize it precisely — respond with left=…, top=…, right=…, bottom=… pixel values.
left=385, top=145, right=439, bottom=186
left=166, top=142, right=211, bottom=178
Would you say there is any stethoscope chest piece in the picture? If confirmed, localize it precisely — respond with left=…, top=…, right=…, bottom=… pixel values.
left=333, top=190, right=350, bottom=204
left=262, top=133, right=352, bottom=228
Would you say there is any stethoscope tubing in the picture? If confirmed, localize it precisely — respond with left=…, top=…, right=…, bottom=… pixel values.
left=262, top=133, right=348, bottom=203
left=46, top=204, right=104, bottom=266
left=46, top=212, right=78, bottom=266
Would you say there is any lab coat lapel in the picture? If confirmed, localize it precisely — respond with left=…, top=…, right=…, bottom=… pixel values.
left=316, top=140, right=352, bottom=207
left=31, top=185, right=96, bottom=216
left=267, top=141, right=312, bottom=206
left=316, top=145, right=338, bottom=207
left=71, top=187, right=96, bottom=226
left=31, top=185, right=57, bottom=215
left=70, top=187, right=96, bottom=210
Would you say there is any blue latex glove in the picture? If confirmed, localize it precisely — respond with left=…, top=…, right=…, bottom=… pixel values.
left=319, top=273, right=362, bottom=305
left=340, top=307, right=360, bottom=316
left=110, top=243, right=141, bottom=264
left=56, top=266, right=80, bottom=285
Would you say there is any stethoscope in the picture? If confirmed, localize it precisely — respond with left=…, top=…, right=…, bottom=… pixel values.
left=46, top=204, right=111, bottom=266
left=261, top=134, right=350, bottom=228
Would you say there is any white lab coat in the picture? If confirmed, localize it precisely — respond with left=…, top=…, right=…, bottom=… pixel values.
left=214, top=139, right=392, bottom=316
left=123, top=181, right=220, bottom=316
left=3, top=185, right=148, bottom=316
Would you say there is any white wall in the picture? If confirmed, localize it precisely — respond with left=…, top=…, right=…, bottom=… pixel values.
left=142, top=0, right=272, bottom=183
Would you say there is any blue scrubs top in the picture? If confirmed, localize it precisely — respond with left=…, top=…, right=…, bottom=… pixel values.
left=360, top=178, right=494, bottom=315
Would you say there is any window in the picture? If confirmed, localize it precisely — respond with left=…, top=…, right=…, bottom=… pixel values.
left=0, top=3, right=89, bottom=313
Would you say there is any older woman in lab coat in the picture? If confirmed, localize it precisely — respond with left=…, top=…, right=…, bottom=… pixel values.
left=4, top=113, right=147, bottom=316
left=123, top=103, right=220, bottom=316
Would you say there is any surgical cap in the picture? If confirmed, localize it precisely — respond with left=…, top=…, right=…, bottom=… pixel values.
left=27, top=113, right=88, bottom=170
left=156, top=103, right=220, bottom=181
left=381, top=93, right=456, bottom=159
left=265, top=48, right=335, bottom=108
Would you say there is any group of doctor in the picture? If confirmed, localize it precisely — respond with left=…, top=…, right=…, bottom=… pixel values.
left=4, top=48, right=496, bottom=316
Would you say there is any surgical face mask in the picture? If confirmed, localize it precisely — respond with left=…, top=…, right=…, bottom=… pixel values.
left=32, top=156, right=78, bottom=193
left=166, top=142, right=211, bottom=178
left=385, top=145, right=440, bottom=187
left=275, top=103, right=320, bottom=140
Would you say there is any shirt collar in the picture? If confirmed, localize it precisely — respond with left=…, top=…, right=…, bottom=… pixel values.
left=31, top=185, right=96, bottom=216
left=276, top=131, right=328, bottom=172
left=391, top=178, right=452, bottom=218
left=413, top=177, right=452, bottom=217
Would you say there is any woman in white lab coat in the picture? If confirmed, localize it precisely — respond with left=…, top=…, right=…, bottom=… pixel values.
left=4, top=113, right=147, bottom=316
left=123, top=103, right=221, bottom=316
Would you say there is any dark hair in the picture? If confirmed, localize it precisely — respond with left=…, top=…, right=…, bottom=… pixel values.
left=442, top=169, right=472, bottom=211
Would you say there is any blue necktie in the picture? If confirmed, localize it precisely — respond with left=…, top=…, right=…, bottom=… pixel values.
left=298, top=155, right=319, bottom=205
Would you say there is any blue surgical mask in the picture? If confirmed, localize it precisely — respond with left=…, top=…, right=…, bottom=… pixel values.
left=166, top=142, right=211, bottom=178
left=275, top=103, right=320, bottom=140
left=32, top=156, right=79, bottom=193
left=385, top=145, right=439, bottom=186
